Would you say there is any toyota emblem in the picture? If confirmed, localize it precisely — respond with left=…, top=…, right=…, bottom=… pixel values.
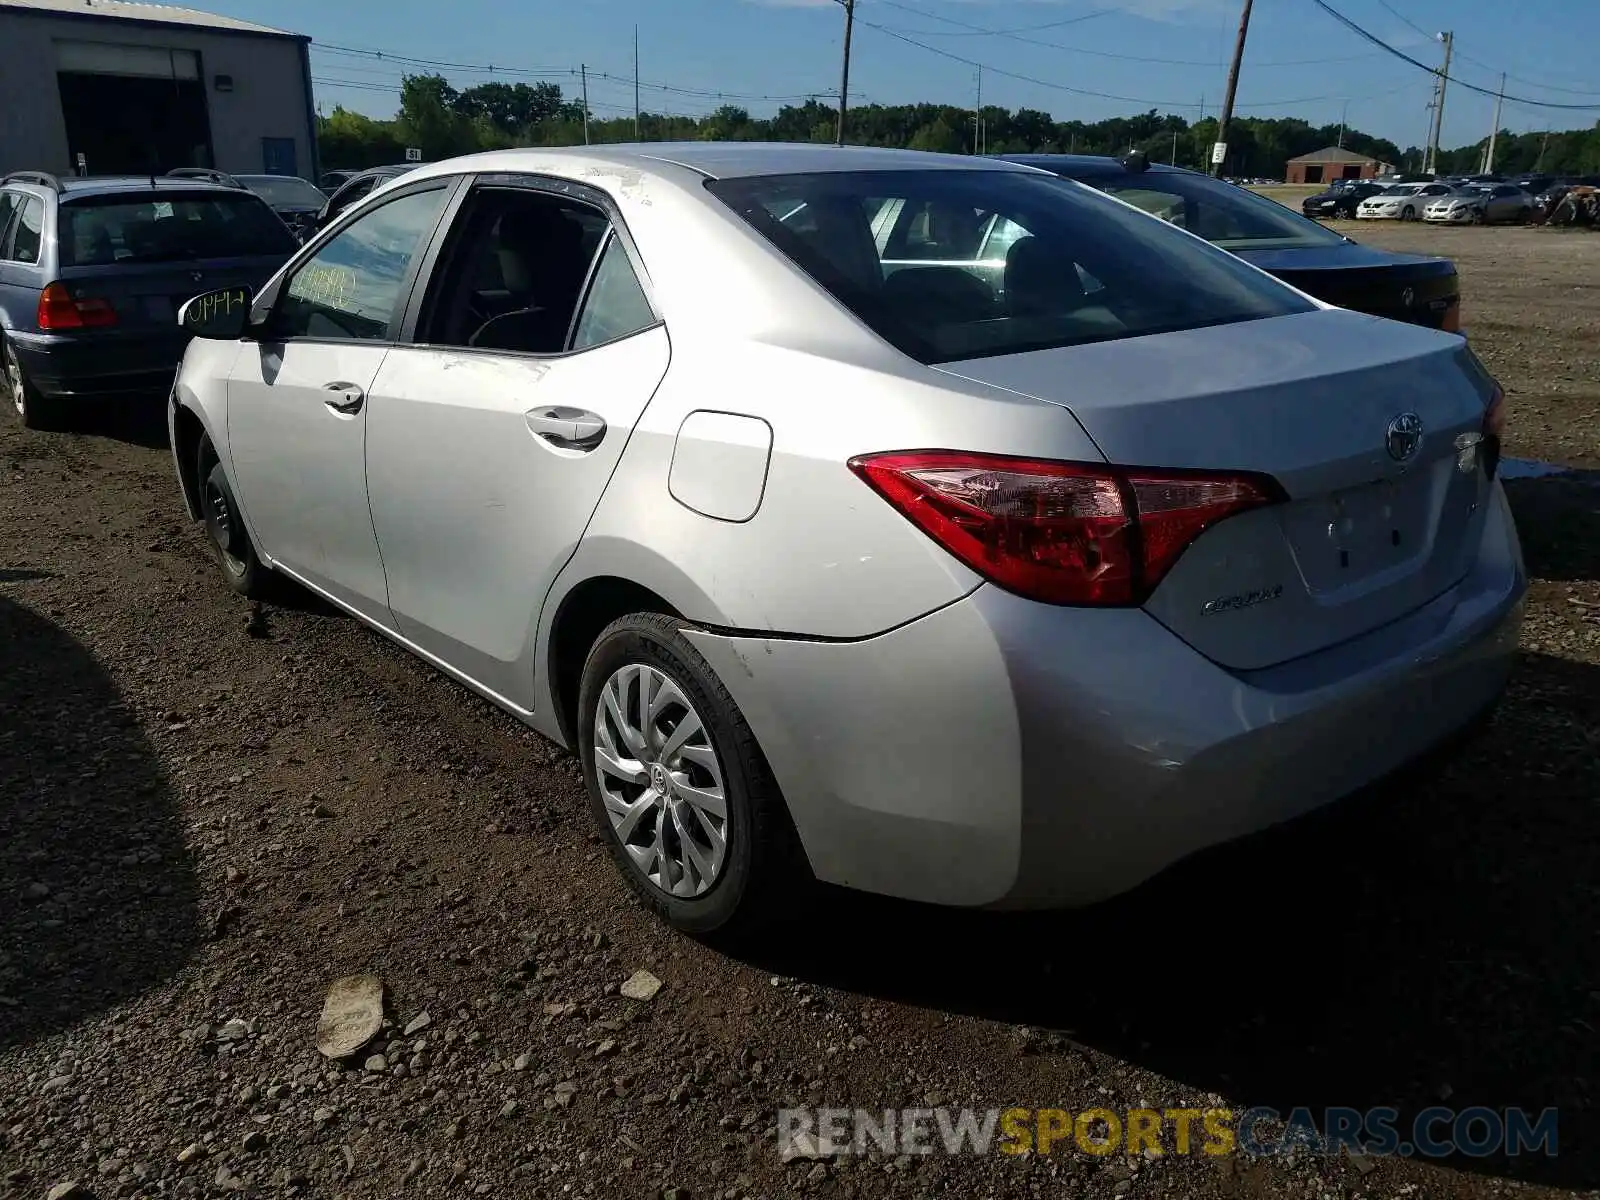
left=1385, top=412, right=1425, bottom=463
left=1401, top=286, right=1415, bottom=308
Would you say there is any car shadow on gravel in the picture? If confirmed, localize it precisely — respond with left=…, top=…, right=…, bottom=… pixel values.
left=746, top=649, right=1600, bottom=1191
left=0, top=594, right=199, bottom=1050
left=1505, top=471, right=1600, bottom=582
left=56, top=395, right=170, bottom=449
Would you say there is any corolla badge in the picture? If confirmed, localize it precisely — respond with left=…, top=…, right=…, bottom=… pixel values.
left=1385, top=412, right=1425, bottom=463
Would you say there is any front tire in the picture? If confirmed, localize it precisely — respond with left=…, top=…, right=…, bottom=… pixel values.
left=196, top=434, right=275, bottom=599
left=577, top=612, right=802, bottom=939
left=1401, top=205, right=1417, bottom=221
left=4, top=338, right=62, bottom=431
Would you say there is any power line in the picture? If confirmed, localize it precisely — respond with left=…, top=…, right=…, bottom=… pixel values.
left=855, top=13, right=1413, bottom=110
left=867, top=0, right=1383, bottom=67
left=1307, top=0, right=1600, bottom=110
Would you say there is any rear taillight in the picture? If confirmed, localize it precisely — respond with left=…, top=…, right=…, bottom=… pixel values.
left=1482, top=384, right=1506, bottom=479
left=37, top=282, right=117, bottom=331
left=1440, top=299, right=1462, bottom=334
left=848, top=451, right=1282, bottom=606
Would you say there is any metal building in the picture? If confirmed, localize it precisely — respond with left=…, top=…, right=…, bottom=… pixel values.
left=0, top=0, right=317, bottom=181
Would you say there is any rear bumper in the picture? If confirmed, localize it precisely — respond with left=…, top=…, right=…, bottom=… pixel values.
left=8, top=329, right=188, bottom=398
left=683, top=480, right=1525, bottom=909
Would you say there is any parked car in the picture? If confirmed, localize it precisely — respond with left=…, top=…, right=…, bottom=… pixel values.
left=1423, top=183, right=1532, bottom=225
left=232, top=175, right=330, bottom=243
left=164, top=167, right=324, bottom=243
left=0, top=170, right=299, bottom=429
left=315, top=164, right=425, bottom=230
left=1301, top=181, right=1388, bottom=219
left=1355, top=181, right=1455, bottom=221
left=1002, top=153, right=1460, bottom=331
left=167, top=145, right=1519, bottom=936
left=318, top=168, right=363, bottom=196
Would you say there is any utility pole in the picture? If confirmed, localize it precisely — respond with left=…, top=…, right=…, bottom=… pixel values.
left=973, top=66, right=982, bottom=154
left=1423, top=31, right=1453, bottom=176
left=1483, top=71, right=1505, bottom=174
left=1171, top=128, right=1178, bottom=164
left=580, top=64, right=590, bottom=145
left=1211, top=0, right=1254, bottom=177
left=633, top=27, right=641, bottom=141
left=835, top=0, right=855, bottom=146
left=1337, top=99, right=1348, bottom=148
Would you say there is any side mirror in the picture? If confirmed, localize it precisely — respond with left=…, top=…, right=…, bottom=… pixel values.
left=179, top=287, right=254, bottom=339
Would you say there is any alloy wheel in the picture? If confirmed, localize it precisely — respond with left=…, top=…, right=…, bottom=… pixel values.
left=593, top=663, right=729, bottom=898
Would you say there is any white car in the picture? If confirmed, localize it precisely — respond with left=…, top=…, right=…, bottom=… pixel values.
left=1356, top=182, right=1455, bottom=221
left=164, top=144, right=1522, bottom=937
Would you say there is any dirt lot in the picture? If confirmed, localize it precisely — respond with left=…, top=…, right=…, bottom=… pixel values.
left=3, top=224, right=1600, bottom=1200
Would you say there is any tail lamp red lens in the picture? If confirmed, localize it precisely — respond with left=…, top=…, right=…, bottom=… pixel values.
left=849, top=451, right=1282, bottom=607
left=37, top=282, right=117, bottom=331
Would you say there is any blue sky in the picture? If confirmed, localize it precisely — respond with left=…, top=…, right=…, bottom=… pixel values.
left=202, top=0, right=1600, bottom=151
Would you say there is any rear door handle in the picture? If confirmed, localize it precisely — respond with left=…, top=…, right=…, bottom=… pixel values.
left=322, top=381, right=365, bottom=416
left=525, top=405, right=606, bottom=451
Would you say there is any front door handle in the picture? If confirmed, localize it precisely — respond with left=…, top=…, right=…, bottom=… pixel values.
left=322, top=381, right=365, bottom=415
left=525, top=405, right=606, bottom=451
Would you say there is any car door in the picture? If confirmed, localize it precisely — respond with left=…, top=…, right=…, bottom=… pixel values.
left=363, top=176, right=669, bottom=709
left=226, top=177, right=456, bottom=623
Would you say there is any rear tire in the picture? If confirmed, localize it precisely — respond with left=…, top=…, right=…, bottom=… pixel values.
left=196, top=434, right=276, bottom=600
left=4, top=338, right=62, bottom=432
left=577, top=612, right=804, bottom=941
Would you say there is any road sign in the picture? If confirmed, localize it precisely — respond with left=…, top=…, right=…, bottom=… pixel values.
left=1211, top=141, right=1227, bottom=165
left=404, top=147, right=423, bottom=162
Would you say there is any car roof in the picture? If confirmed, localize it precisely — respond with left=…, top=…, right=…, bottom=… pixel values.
left=403, top=142, right=1044, bottom=186
left=998, top=152, right=1194, bottom=179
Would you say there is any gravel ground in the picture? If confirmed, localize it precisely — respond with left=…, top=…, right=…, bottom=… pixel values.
left=3, top=224, right=1599, bottom=1200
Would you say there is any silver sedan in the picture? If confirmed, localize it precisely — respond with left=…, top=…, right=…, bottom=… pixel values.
left=167, top=144, right=1524, bottom=937
left=1424, top=183, right=1534, bottom=224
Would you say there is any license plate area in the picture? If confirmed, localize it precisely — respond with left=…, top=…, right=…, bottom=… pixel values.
left=1281, top=473, right=1431, bottom=592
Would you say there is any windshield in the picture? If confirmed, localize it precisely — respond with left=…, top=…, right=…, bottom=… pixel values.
left=61, top=192, right=299, bottom=266
left=1071, top=169, right=1347, bottom=251
left=238, top=175, right=328, bottom=209
left=706, top=169, right=1313, bottom=366
left=1379, top=184, right=1423, bottom=196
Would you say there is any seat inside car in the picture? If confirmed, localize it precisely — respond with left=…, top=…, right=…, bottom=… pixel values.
left=468, top=203, right=596, bottom=353
left=1004, top=235, right=1086, bottom=316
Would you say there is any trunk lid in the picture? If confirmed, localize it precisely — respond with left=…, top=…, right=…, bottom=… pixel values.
left=934, top=308, right=1497, bottom=670
left=56, top=255, right=288, bottom=329
left=1233, top=243, right=1459, bottom=329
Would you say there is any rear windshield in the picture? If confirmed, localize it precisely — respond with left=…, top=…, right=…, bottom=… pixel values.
left=61, top=192, right=298, bottom=267
left=1078, top=171, right=1348, bottom=251
left=238, top=176, right=328, bottom=209
left=706, top=169, right=1313, bottom=365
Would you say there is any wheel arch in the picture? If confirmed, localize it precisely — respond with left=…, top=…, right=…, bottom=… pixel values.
left=171, top=401, right=209, bottom=522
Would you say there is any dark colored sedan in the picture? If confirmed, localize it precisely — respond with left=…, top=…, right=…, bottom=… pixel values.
left=0, top=171, right=297, bottom=429
left=1002, top=154, right=1461, bottom=334
left=232, top=174, right=330, bottom=243
left=1301, top=181, right=1388, bottom=219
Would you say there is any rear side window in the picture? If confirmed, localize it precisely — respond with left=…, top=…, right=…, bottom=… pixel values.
left=707, top=169, right=1313, bottom=365
left=60, top=193, right=297, bottom=266
left=571, top=234, right=655, bottom=350
left=0, top=193, right=19, bottom=253
left=5, top=196, right=43, bottom=263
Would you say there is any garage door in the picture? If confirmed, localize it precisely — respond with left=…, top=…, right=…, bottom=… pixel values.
left=55, top=41, right=199, bottom=79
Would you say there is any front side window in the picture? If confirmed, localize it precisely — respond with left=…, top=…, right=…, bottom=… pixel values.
left=708, top=169, right=1313, bottom=365
left=7, top=197, right=43, bottom=264
left=276, top=186, right=447, bottom=341
left=59, top=193, right=297, bottom=266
